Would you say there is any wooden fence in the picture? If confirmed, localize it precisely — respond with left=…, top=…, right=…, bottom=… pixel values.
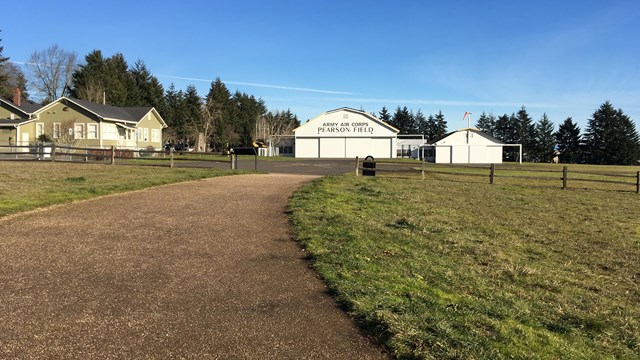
left=0, top=144, right=233, bottom=168
left=355, top=157, right=640, bottom=194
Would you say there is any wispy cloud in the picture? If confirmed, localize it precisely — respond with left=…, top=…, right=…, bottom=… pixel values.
left=157, top=74, right=357, bottom=95
left=320, top=97, right=557, bottom=109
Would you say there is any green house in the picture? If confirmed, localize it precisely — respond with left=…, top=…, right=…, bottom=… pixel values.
left=1, top=90, right=167, bottom=150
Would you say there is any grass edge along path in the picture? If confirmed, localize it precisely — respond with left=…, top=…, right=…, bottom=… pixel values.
left=0, top=162, right=249, bottom=218
left=289, top=174, right=639, bottom=359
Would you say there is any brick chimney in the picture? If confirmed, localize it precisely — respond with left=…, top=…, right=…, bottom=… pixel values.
left=12, top=87, right=21, bottom=107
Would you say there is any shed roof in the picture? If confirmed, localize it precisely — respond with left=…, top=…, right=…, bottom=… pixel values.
left=430, top=128, right=505, bottom=145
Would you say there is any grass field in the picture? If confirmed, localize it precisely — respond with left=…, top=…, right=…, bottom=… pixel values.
left=290, top=170, right=640, bottom=359
left=0, top=162, right=243, bottom=218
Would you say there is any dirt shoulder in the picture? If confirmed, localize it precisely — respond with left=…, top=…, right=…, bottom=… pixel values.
left=0, top=174, right=387, bottom=359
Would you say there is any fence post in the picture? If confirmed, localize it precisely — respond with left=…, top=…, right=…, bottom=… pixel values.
left=51, top=144, right=56, bottom=162
left=229, top=153, right=234, bottom=169
left=170, top=147, right=174, bottom=168
left=421, top=158, right=425, bottom=180
left=636, top=171, right=639, bottom=194
left=562, top=166, right=568, bottom=189
left=355, top=156, right=359, bottom=176
left=490, top=163, right=495, bottom=184
left=110, top=146, right=115, bottom=165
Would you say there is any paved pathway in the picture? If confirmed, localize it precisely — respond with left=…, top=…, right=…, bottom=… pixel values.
left=0, top=174, right=388, bottom=359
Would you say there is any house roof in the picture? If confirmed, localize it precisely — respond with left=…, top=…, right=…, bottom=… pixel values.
left=294, top=107, right=399, bottom=133
left=0, top=97, right=42, bottom=118
left=430, top=128, right=505, bottom=145
left=0, top=118, right=31, bottom=127
left=37, top=97, right=167, bottom=127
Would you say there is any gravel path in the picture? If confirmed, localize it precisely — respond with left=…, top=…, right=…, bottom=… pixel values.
left=0, top=174, right=388, bottom=359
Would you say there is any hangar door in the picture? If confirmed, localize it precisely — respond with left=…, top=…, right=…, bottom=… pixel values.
left=317, top=137, right=393, bottom=158
left=297, top=137, right=394, bottom=158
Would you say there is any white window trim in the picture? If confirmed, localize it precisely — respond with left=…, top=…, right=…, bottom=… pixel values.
left=53, top=123, right=61, bottom=139
left=87, top=124, right=98, bottom=139
left=36, top=123, right=44, bottom=138
left=74, top=123, right=85, bottom=139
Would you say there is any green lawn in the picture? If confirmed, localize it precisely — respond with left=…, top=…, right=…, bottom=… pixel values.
left=0, top=162, right=244, bottom=218
left=289, top=171, right=640, bottom=359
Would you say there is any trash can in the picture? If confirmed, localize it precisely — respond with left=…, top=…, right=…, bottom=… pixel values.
left=363, top=155, right=376, bottom=176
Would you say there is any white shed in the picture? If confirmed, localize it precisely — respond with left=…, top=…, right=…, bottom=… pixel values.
left=294, top=108, right=398, bottom=158
left=422, top=128, right=516, bottom=164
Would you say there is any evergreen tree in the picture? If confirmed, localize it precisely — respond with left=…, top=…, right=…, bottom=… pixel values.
left=515, top=106, right=536, bottom=161
left=205, top=78, right=234, bottom=149
left=70, top=49, right=107, bottom=102
left=433, top=111, right=447, bottom=138
left=378, top=106, right=391, bottom=123
left=533, top=113, right=555, bottom=162
left=183, top=84, right=203, bottom=145
left=130, top=60, right=165, bottom=111
left=104, top=53, right=139, bottom=106
left=414, top=110, right=427, bottom=139
left=163, top=83, right=187, bottom=141
left=584, top=101, right=640, bottom=165
left=71, top=51, right=138, bottom=106
left=494, top=114, right=519, bottom=161
left=423, top=114, right=437, bottom=142
left=475, top=111, right=496, bottom=136
left=390, top=106, right=415, bottom=134
left=554, top=117, right=582, bottom=163
left=231, top=90, right=267, bottom=146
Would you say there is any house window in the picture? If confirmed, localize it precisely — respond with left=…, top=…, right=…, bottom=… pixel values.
left=143, top=128, right=149, bottom=142
left=53, top=123, right=61, bottom=139
left=74, top=123, right=85, bottom=139
left=36, top=123, right=44, bottom=138
left=151, top=129, right=160, bottom=143
left=87, top=124, right=98, bottom=139
left=103, top=123, right=117, bottom=140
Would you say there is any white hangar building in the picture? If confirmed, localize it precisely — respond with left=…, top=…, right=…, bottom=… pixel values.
left=294, top=108, right=399, bottom=158
left=422, top=128, right=519, bottom=164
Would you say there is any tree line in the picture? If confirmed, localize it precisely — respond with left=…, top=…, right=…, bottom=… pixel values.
left=0, top=38, right=299, bottom=150
left=1, top=36, right=639, bottom=163
left=377, top=106, right=449, bottom=141
left=474, top=104, right=640, bottom=165
left=369, top=102, right=639, bottom=165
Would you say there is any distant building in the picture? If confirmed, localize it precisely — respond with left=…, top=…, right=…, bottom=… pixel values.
left=294, top=108, right=398, bottom=158
left=421, top=128, right=519, bottom=164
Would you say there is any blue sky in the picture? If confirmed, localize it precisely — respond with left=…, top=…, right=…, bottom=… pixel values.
left=3, top=0, right=639, bottom=130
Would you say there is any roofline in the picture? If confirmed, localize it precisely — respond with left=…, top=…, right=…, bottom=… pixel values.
left=0, top=98, right=36, bottom=118
left=0, top=119, right=34, bottom=127
left=37, top=97, right=166, bottom=126
left=431, top=128, right=506, bottom=145
left=35, top=97, right=106, bottom=120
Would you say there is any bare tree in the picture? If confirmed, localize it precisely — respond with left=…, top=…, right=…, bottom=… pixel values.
left=74, top=76, right=104, bottom=103
left=190, top=100, right=221, bottom=151
left=256, top=110, right=299, bottom=147
left=26, top=44, right=77, bottom=103
left=0, top=61, right=29, bottom=99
